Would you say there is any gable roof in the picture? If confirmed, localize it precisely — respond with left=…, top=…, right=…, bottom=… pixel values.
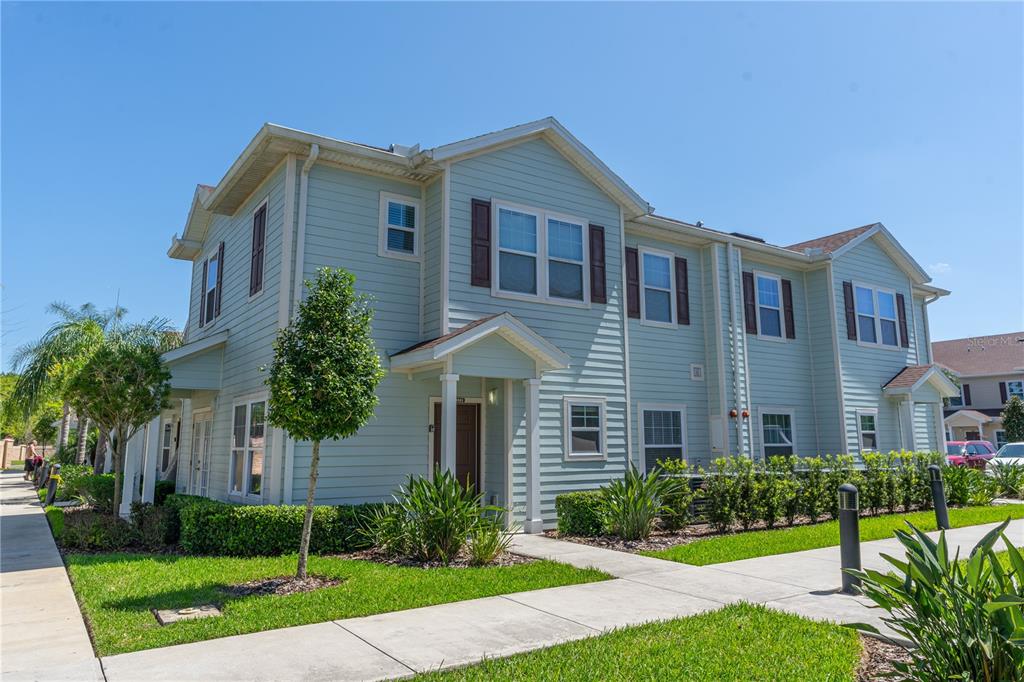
left=786, top=224, right=876, bottom=254
left=933, top=332, right=1024, bottom=376
left=881, top=363, right=960, bottom=398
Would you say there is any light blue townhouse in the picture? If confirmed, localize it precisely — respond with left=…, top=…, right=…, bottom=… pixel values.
left=117, top=118, right=958, bottom=529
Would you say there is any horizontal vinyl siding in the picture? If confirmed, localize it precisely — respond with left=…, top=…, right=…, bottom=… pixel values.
left=806, top=267, right=843, bottom=453
left=483, top=377, right=506, bottom=508
left=833, top=236, right=920, bottom=455
left=625, top=235, right=711, bottom=469
left=913, top=403, right=937, bottom=451
left=447, top=138, right=626, bottom=527
left=422, top=177, right=443, bottom=337
left=452, top=334, right=537, bottom=379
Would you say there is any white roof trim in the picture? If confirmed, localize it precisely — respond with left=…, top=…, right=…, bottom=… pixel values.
left=425, top=117, right=651, bottom=219
left=162, top=330, right=229, bottom=364
left=883, top=365, right=960, bottom=399
left=390, top=313, right=570, bottom=373
left=829, top=223, right=931, bottom=284
left=944, top=409, right=994, bottom=426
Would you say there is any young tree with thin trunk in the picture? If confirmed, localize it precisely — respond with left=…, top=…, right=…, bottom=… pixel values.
left=267, top=268, right=385, bottom=579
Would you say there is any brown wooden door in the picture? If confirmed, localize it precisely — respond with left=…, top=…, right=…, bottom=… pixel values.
left=432, top=403, right=480, bottom=490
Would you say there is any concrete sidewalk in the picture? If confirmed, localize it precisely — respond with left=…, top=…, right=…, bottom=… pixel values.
left=100, top=518, right=1022, bottom=682
left=0, top=472, right=103, bottom=682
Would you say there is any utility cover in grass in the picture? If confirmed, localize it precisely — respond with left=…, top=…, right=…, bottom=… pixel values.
left=154, top=605, right=222, bottom=625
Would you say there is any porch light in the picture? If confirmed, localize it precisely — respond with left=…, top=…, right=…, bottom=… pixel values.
left=488, top=388, right=498, bottom=405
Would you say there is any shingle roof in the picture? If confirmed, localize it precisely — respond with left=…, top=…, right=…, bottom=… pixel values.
left=883, top=364, right=938, bottom=389
left=786, top=224, right=876, bottom=254
left=391, top=314, right=502, bottom=357
left=933, top=332, right=1024, bottom=376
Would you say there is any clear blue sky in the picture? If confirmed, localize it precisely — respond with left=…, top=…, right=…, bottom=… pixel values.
left=3, top=2, right=1021, bottom=369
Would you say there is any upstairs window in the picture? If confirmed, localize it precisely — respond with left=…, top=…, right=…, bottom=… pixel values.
left=379, top=193, right=421, bottom=260
left=199, top=243, right=223, bottom=327
left=756, top=274, right=783, bottom=338
left=855, top=284, right=899, bottom=348
left=641, top=250, right=674, bottom=324
left=760, top=410, right=795, bottom=457
left=498, top=207, right=538, bottom=295
left=547, top=218, right=585, bottom=301
left=1008, top=381, right=1024, bottom=401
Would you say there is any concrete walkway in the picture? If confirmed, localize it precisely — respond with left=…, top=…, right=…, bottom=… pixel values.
left=0, top=472, right=103, bottom=682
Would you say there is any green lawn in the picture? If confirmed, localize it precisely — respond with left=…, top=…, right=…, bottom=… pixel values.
left=645, top=505, right=1024, bottom=566
left=66, top=553, right=609, bottom=655
left=416, top=603, right=862, bottom=681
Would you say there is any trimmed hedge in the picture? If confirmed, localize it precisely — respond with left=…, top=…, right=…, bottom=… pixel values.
left=77, top=473, right=116, bottom=512
left=556, top=490, right=605, bottom=536
left=45, top=506, right=64, bottom=538
left=153, top=480, right=176, bottom=506
left=177, top=498, right=383, bottom=556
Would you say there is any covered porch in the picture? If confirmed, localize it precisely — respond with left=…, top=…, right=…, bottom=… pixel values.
left=881, top=364, right=960, bottom=452
left=390, top=313, right=570, bottom=532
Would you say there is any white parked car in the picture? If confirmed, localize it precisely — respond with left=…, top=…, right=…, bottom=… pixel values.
left=986, top=442, right=1024, bottom=473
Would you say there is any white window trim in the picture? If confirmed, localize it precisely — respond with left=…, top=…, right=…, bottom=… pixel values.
left=995, top=429, right=1008, bottom=448
left=248, top=196, right=270, bottom=302
left=563, top=395, right=607, bottom=461
left=491, top=199, right=591, bottom=309
left=1007, top=381, right=1024, bottom=401
left=637, top=403, right=688, bottom=467
left=199, top=246, right=221, bottom=329
left=753, top=270, right=786, bottom=342
left=378, top=191, right=422, bottom=262
left=160, top=419, right=174, bottom=475
left=228, top=394, right=269, bottom=501
left=758, top=407, right=797, bottom=459
left=856, top=408, right=879, bottom=454
left=638, top=247, right=676, bottom=328
left=853, top=281, right=901, bottom=351
left=947, top=384, right=966, bottom=407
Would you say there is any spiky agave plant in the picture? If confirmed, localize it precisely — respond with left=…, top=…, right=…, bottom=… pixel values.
left=603, top=466, right=675, bottom=541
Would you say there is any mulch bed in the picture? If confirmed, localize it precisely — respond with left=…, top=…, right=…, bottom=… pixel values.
left=222, top=574, right=344, bottom=597
left=857, top=635, right=912, bottom=681
left=341, top=548, right=534, bottom=569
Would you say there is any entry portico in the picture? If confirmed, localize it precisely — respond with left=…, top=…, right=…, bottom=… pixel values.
left=390, top=312, right=570, bottom=532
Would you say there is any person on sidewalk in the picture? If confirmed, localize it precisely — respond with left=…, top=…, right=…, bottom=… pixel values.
left=23, top=441, right=39, bottom=480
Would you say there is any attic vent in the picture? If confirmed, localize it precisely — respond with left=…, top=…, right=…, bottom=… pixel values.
left=729, top=231, right=766, bottom=244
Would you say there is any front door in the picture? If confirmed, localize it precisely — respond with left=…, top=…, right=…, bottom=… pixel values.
left=432, top=402, right=480, bottom=490
left=190, top=415, right=212, bottom=496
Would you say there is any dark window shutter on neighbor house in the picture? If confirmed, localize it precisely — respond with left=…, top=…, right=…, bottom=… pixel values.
left=781, top=278, right=796, bottom=339
left=963, top=384, right=972, bottom=406
left=470, top=199, right=491, bottom=288
left=843, top=281, right=857, bottom=340
left=250, top=204, right=266, bottom=296
left=199, top=260, right=208, bottom=327
left=625, top=247, right=640, bottom=318
left=1000, top=382, right=1008, bottom=403
left=742, top=271, right=757, bottom=334
left=896, top=293, right=909, bottom=348
left=674, top=257, right=689, bottom=325
left=214, top=241, right=224, bottom=318
left=589, top=225, right=606, bottom=304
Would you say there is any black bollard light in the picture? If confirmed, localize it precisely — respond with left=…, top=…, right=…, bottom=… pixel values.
left=928, top=464, right=950, bottom=530
left=44, top=464, right=60, bottom=506
left=838, top=483, right=861, bottom=594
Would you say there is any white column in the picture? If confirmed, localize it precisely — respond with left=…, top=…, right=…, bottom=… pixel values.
left=440, top=373, right=459, bottom=473
left=141, top=416, right=161, bottom=503
left=934, top=403, right=947, bottom=453
left=906, top=401, right=917, bottom=451
left=524, top=378, right=543, bottom=533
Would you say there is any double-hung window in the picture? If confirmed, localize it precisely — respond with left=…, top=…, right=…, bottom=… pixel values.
left=641, top=250, right=674, bottom=324
left=1008, top=381, right=1024, bottom=400
left=947, top=385, right=965, bottom=407
left=494, top=202, right=589, bottom=304
left=760, top=410, right=796, bottom=457
left=230, top=398, right=266, bottom=498
left=857, top=409, right=878, bottom=452
left=564, top=397, right=605, bottom=460
left=203, top=251, right=219, bottom=323
left=755, top=273, right=783, bottom=338
left=855, top=284, right=899, bottom=348
left=640, top=405, right=686, bottom=472
left=379, top=192, right=421, bottom=260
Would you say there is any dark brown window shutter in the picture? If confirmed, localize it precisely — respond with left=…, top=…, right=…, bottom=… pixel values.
left=963, top=383, right=972, bottom=406
left=781, top=279, right=796, bottom=339
left=589, top=225, right=606, bottom=304
left=214, top=241, right=224, bottom=317
left=470, top=199, right=491, bottom=288
left=896, top=293, right=909, bottom=348
left=1000, top=382, right=1008, bottom=403
left=842, top=281, right=857, bottom=340
left=742, top=271, right=757, bottom=334
left=250, top=204, right=266, bottom=296
left=199, top=260, right=208, bottom=327
left=625, top=247, right=640, bottom=318
left=674, top=257, right=690, bottom=325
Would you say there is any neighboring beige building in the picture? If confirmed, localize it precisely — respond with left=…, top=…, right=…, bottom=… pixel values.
left=934, top=332, right=1024, bottom=447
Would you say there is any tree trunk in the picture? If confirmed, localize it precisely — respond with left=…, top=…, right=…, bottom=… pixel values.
left=93, top=427, right=108, bottom=474
left=58, top=403, right=71, bottom=450
left=112, top=432, right=126, bottom=515
left=75, top=417, right=90, bottom=464
left=296, top=439, right=321, bottom=579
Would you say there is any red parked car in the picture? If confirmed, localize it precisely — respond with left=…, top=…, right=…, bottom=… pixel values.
left=945, top=440, right=997, bottom=468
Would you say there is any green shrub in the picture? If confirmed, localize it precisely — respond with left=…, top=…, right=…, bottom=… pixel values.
left=59, top=509, right=134, bottom=551
left=658, top=459, right=696, bottom=531
left=850, top=520, right=1024, bottom=681
left=603, top=466, right=674, bottom=541
left=732, top=458, right=761, bottom=531
left=825, top=455, right=861, bottom=519
left=989, top=461, right=1024, bottom=499
left=555, top=490, right=605, bottom=536
left=153, top=480, right=176, bottom=506
left=129, top=502, right=171, bottom=551
left=45, top=506, right=64, bottom=539
left=800, top=456, right=829, bottom=522
left=179, top=497, right=380, bottom=556
left=941, top=464, right=996, bottom=507
left=54, top=464, right=92, bottom=502
left=467, top=513, right=515, bottom=566
left=76, top=473, right=116, bottom=512
left=760, top=457, right=798, bottom=530
left=160, top=493, right=206, bottom=545
left=702, top=458, right=738, bottom=533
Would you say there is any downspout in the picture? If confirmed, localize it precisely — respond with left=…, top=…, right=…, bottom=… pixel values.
left=726, top=244, right=745, bottom=456
left=284, top=143, right=319, bottom=504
